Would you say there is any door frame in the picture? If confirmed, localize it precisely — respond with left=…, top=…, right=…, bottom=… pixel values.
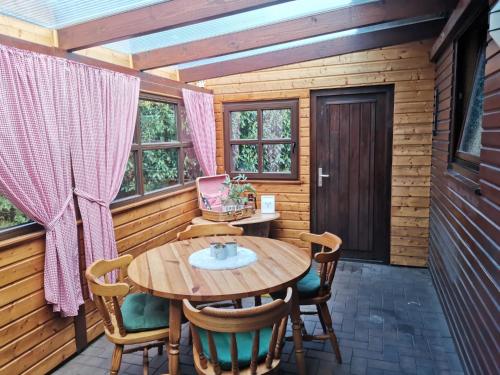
left=310, top=85, right=394, bottom=263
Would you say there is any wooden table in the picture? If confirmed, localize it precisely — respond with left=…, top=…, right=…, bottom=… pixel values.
left=127, top=236, right=310, bottom=375
left=191, top=209, right=280, bottom=237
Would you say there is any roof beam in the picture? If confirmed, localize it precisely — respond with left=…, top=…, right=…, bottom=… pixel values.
left=178, top=18, right=446, bottom=82
left=134, top=0, right=455, bottom=70
left=430, top=0, right=486, bottom=60
left=57, top=0, right=292, bottom=51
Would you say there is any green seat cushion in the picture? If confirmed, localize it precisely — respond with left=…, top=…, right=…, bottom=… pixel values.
left=121, top=293, right=170, bottom=333
left=198, top=327, right=272, bottom=371
left=272, top=267, right=321, bottom=300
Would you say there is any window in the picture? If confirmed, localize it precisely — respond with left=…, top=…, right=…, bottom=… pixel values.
left=223, top=100, right=299, bottom=180
left=116, top=94, right=202, bottom=201
left=0, top=195, right=31, bottom=231
left=452, top=13, right=488, bottom=170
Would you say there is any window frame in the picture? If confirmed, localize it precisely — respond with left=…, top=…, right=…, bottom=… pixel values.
left=223, top=99, right=299, bottom=180
left=450, top=11, right=488, bottom=175
left=113, top=93, right=199, bottom=206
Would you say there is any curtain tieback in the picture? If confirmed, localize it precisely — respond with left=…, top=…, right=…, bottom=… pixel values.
left=45, top=193, right=73, bottom=232
left=74, top=188, right=108, bottom=207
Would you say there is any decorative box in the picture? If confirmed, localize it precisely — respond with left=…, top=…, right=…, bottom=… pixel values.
left=195, top=174, right=255, bottom=222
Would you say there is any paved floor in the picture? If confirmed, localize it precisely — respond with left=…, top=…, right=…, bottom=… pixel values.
left=52, top=261, right=464, bottom=375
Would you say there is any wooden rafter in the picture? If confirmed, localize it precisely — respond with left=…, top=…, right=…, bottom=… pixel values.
left=178, top=18, right=446, bottom=82
left=430, top=0, right=486, bottom=60
left=57, top=0, right=292, bottom=51
left=134, top=0, right=456, bottom=70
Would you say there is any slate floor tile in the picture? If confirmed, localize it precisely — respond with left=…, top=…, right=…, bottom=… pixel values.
left=49, top=262, right=464, bottom=375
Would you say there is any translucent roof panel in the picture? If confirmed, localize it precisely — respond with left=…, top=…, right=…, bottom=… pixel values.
left=105, top=0, right=376, bottom=54
left=174, top=15, right=444, bottom=70
left=0, top=0, right=168, bottom=29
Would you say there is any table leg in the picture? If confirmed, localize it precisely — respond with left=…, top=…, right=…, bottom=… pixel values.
left=290, top=285, right=306, bottom=375
left=168, top=299, right=182, bottom=375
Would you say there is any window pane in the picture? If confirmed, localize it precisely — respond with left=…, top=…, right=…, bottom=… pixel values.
left=458, top=49, right=485, bottom=157
left=116, top=152, right=137, bottom=199
left=231, top=144, right=258, bottom=172
left=263, top=109, right=291, bottom=139
left=263, top=143, right=292, bottom=173
left=230, top=111, right=257, bottom=140
left=179, top=104, right=192, bottom=142
left=140, top=99, right=177, bottom=143
left=143, top=149, right=179, bottom=192
left=0, top=195, right=30, bottom=230
left=184, top=147, right=202, bottom=182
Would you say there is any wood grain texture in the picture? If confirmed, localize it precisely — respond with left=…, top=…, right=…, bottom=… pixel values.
left=133, top=0, right=453, bottom=69
left=57, top=0, right=292, bottom=51
left=0, top=188, right=200, bottom=374
left=428, top=20, right=500, bottom=374
left=206, top=40, right=436, bottom=266
left=128, top=236, right=311, bottom=302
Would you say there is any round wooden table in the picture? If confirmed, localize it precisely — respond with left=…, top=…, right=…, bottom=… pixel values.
left=191, top=209, right=280, bottom=237
left=128, top=236, right=310, bottom=375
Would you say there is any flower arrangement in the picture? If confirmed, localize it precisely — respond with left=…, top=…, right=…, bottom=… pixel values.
left=220, top=174, right=256, bottom=212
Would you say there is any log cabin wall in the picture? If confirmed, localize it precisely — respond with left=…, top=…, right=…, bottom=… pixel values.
left=206, top=39, right=436, bottom=265
left=0, top=187, right=199, bottom=374
left=428, top=3, right=500, bottom=374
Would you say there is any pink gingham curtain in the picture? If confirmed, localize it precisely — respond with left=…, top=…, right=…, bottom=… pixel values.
left=182, top=88, right=217, bottom=175
left=68, top=64, right=139, bottom=273
left=0, top=45, right=82, bottom=316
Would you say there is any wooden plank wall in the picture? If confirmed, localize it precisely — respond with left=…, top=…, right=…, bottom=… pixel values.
left=206, top=40, right=435, bottom=265
left=428, top=35, right=500, bottom=375
left=0, top=187, right=199, bottom=374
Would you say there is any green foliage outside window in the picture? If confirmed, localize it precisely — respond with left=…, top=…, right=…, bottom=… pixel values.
left=0, top=196, right=30, bottom=230
left=117, top=153, right=137, bottom=199
left=143, top=149, right=179, bottom=192
left=140, top=100, right=177, bottom=142
left=231, top=111, right=257, bottom=139
left=230, top=108, right=292, bottom=174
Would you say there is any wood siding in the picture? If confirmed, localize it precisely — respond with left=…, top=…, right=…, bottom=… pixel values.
left=206, top=40, right=435, bottom=265
left=429, top=35, right=500, bottom=375
left=0, top=187, right=199, bottom=374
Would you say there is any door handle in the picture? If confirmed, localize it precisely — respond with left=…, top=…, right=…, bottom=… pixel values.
left=318, top=167, right=330, bottom=187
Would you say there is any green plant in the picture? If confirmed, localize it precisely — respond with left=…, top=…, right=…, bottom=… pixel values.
left=221, top=174, right=256, bottom=207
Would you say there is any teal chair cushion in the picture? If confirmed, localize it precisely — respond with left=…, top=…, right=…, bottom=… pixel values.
left=121, top=293, right=170, bottom=333
left=198, top=327, right=272, bottom=371
left=272, top=267, right=321, bottom=300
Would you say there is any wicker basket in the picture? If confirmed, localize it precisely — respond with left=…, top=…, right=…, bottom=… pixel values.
left=201, top=207, right=255, bottom=222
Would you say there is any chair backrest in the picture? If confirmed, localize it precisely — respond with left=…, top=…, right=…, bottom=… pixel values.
left=85, top=254, right=132, bottom=337
left=300, top=232, right=342, bottom=297
left=177, top=223, right=244, bottom=241
left=183, top=288, right=293, bottom=374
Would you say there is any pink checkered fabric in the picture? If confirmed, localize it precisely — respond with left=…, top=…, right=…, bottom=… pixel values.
left=182, top=89, right=217, bottom=176
left=0, top=44, right=82, bottom=316
left=68, top=63, right=139, bottom=274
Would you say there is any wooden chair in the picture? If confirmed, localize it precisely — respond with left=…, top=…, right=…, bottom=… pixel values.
left=298, top=232, right=343, bottom=363
left=85, top=254, right=170, bottom=375
left=177, top=223, right=244, bottom=241
left=183, top=287, right=293, bottom=374
left=177, top=223, right=245, bottom=308
left=273, top=232, right=342, bottom=363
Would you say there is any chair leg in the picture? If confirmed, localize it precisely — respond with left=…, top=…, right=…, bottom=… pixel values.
left=318, top=303, right=342, bottom=364
left=110, top=344, right=123, bottom=375
left=254, top=295, right=262, bottom=306
left=143, top=347, right=149, bottom=375
left=316, top=304, right=327, bottom=334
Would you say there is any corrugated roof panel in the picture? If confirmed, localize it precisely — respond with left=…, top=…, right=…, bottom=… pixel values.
left=0, top=0, right=167, bottom=28
left=105, top=0, right=375, bottom=54
left=174, top=15, right=444, bottom=70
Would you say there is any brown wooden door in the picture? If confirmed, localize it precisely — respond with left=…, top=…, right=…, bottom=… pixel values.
left=311, top=86, right=393, bottom=263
